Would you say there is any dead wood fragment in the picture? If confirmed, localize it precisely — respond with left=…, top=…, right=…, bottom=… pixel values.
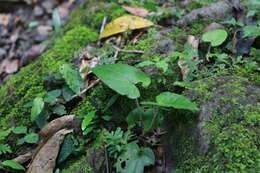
left=12, top=151, right=33, bottom=164
left=123, top=6, right=149, bottom=17
left=177, top=0, right=243, bottom=26
left=178, top=35, right=199, bottom=80
left=39, top=115, right=75, bottom=137
left=26, top=129, right=73, bottom=173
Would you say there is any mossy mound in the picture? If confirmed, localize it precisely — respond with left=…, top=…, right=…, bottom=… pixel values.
left=168, top=70, right=260, bottom=172
left=0, top=26, right=98, bottom=129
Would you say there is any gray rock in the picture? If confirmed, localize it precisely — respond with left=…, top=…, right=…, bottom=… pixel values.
left=177, top=0, right=244, bottom=26
left=33, top=6, right=44, bottom=17
left=152, top=28, right=176, bottom=56
left=0, top=48, right=6, bottom=59
left=203, top=22, right=225, bottom=33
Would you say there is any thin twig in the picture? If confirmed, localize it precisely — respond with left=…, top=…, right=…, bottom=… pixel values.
left=105, top=147, right=110, bottom=173
left=72, top=79, right=100, bottom=99
left=112, top=45, right=145, bottom=54
left=98, top=16, right=107, bottom=46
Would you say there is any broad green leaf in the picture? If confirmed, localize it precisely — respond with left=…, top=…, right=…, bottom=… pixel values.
left=221, top=18, right=244, bottom=26
left=52, top=104, right=66, bottom=115
left=44, top=95, right=57, bottom=103
left=12, top=126, right=27, bottom=134
left=81, top=111, right=96, bottom=131
left=116, top=142, right=155, bottom=173
left=35, top=109, right=49, bottom=128
left=2, top=160, right=25, bottom=171
left=243, top=26, right=260, bottom=37
left=57, top=135, right=74, bottom=163
left=17, top=138, right=25, bottom=145
left=24, top=133, right=39, bottom=144
left=137, top=60, right=155, bottom=67
left=202, top=29, right=228, bottom=47
left=47, top=89, right=62, bottom=98
left=31, top=97, right=44, bottom=121
left=92, top=63, right=151, bottom=99
left=142, top=92, right=198, bottom=111
left=60, top=64, right=84, bottom=95
left=62, top=87, right=74, bottom=101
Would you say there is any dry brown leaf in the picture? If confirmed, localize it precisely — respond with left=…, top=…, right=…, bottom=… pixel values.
left=39, top=115, right=75, bottom=137
left=0, top=14, right=10, bottom=25
left=178, top=35, right=199, bottom=80
left=123, top=6, right=149, bottom=17
left=0, top=59, right=19, bottom=74
left=26, top=129, right=73, bottom=173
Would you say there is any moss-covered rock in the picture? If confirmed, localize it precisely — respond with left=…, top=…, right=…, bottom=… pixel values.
left=167, top=70, right=260, bottom=172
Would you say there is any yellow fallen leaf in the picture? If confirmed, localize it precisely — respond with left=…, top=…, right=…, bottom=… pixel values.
left=100, top=15, right=154, bottom=38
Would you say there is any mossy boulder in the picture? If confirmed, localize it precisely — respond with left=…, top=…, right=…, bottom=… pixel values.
left=167, top=71, right=260, bottom=172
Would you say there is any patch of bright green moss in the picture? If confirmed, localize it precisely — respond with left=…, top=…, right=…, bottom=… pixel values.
left=71, top=99, right=96, bottom=120
left=65, top=1, right=126, bottom=31
left=180, top=108, right=260, bottom=172
left=62, top=155, right=93, bottom=173
left=0, top=26, right=97, bottom=129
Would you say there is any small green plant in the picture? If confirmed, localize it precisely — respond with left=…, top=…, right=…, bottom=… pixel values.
left=28, top=64, right=84, bottom=128
left=103, top=128, right=155, bottom=173
left=245, top=0, right=260, bottom=17
left=0, top=129, right=12, bottom=155
left=81, top=111, right=96, bottom=136
left=243, top=25, right=260, bottom=37
left=12, top=126, right=39, bottom=145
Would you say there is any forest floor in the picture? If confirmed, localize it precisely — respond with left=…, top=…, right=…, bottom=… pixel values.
left=0, top=0, right=259, bottom=173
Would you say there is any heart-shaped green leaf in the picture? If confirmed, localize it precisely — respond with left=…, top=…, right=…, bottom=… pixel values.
left=93, top=63, right=151, bottom=99
left=142, top=92, right=198, bottom=111
left=202, top=29, right=228, bottom=47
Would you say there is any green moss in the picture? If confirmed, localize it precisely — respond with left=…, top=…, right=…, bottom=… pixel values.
left=71, top=99, right=96, bottom=119
left=65, top=1, right=126, bottom=31
left=62, top=155, right=93, bottom=173
left=180, top=108, right=260, bottom=172
left=0, top=26, right=97, bottom=129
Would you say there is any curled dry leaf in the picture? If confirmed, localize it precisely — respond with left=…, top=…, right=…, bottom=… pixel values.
left=123, top=6, right=149, bottom=17
left=26, top=129, right=73, bottom=173
left=78, top=45, right=100, bottom=93
left=39, top=115, right=75, bottom=137
left=178, top=35, right=199, bottom=81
